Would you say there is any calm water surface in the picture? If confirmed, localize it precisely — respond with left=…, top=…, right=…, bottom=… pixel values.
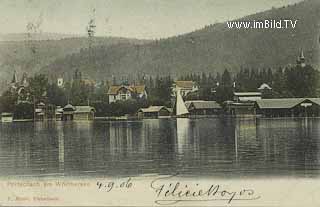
left=0, top=118, right=319, bottom=178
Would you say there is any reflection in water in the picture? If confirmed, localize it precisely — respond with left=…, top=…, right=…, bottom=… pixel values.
left=0, top=118, right=319, bottom=178
left=57, top=122, right=64, bottom=173
left=176, top=118, right=190, bottom=154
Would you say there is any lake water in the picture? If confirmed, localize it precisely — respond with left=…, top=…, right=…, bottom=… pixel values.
left=0, top=118, right=319, bottom=178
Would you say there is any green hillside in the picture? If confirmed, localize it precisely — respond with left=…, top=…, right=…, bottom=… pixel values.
left=0, top=36, right=150, bottom=93
left=42, top=0, right=320, bottom=81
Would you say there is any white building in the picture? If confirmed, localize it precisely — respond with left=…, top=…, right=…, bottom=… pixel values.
left=57, top=78, right=64, bottom=88
left=172, top=80, right=199, bottom=97
left=107, top=85, right=147, bottom=104
left=234, top=92, right=262, bottom=102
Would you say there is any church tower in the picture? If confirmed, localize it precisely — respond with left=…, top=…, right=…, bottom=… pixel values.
left=11, top=70, right=17, bottom=84
left=10, top=70, right=18, bottom=90
left=296, top=49, right=306, bottom=68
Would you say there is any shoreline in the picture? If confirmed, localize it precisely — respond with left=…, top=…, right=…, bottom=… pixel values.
left=1, top=115, right=320, bottom=123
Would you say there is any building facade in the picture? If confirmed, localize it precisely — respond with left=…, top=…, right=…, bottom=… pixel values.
left=137, top=106, right=171, bottom=118
left=185, top=100, right=222, bottom=116
left=172, top=81, right=199, bottom=97
left=234, top=92, right=262, bottom=102
left=62, top=104, right=95, bottom=121
left=107, top=85, right=147, bottom=104
left=255, top=98, right=320, bottom=117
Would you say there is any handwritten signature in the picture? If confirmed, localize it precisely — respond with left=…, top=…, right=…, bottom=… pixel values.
left=150, top=174, right=261, bottom=205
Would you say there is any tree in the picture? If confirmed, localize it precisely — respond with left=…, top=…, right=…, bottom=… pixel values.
left=28, top=74, right=49, bottom=103
left=286, top=65, right=319, bottom=97
left=0, top=90, right=17, bottom=113
left=221, top=69, right=232, bottom=87
left=14, top=102, right=33, bottom=119
left=273, top=67, right=288, bottom=97
left=47, top=84, right=67, bottom=106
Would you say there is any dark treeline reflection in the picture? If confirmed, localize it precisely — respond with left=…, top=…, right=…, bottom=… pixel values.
left=0, top=118, right=319, bottom=178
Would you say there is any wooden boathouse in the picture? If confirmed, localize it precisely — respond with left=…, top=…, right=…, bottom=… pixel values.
left=137, top=106, right=171, bottom=118
left=255, top=98, right=320, bottom=117
left=185, top=100, right=222, bottom=115
left=62, top=104, right=95, bottom=121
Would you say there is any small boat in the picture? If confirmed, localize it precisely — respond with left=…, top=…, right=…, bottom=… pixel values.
left=1, top=112, right=13, bottom=123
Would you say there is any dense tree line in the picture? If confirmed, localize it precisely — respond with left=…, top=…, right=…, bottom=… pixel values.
left=0, top=63, right=319, bottom=118
left=179, top=64, right=320, bottom=103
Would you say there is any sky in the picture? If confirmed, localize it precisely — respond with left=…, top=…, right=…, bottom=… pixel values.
left=0, top=0, right=304, bottom=39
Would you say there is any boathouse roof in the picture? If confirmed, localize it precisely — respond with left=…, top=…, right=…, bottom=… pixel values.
left=138, top=106, right=169, bottom=113
left=258, top=83, right=272, bottom=90
left=74, top=106, right=96, bottom=113
left=186, top=100, right=222, bottom=109
left=234, top=92, right=262, bottom=96
left=256, top=98, right=320, bottom=109
left=63, top=104, right=76, bottom=111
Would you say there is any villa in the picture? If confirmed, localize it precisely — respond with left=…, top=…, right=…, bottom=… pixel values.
left=107, top=85, right=147, bottom=104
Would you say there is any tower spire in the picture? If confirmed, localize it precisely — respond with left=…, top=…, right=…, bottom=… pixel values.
left=11, top=70, right=17, bottom=84
left=297, top=49, right=306, bottom=68
left=300, top=49, right=305, bottom=61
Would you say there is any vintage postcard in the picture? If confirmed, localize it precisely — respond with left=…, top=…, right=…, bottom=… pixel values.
left=0, top=0, right=320, bottom=206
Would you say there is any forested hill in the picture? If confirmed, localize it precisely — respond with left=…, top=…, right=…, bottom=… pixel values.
left=0, top=36, right=150, bottom=92
left=42, top=0, right=320, bottom=81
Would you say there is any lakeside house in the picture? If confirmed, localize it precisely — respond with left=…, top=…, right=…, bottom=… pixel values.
left=55, top=106, right=64, bottom=121
left=185, top=100, right=222, bottom=116
left=223, top=92, right=262, bottom=117
left=107, top=85, right=147, bottom=104
left=74, top=106, right=96, bottom=120
left=34, top=102, right=56, bottom=121
left=172, top=81, right=199, bottom=97
left=224, top=101, right=256, bottom=116
left=62, top=104, right=76, bottom=121
left=1, top=112, right=13, bottom=122
left=62, top=104, right=96, bottom=121
left=233, top=92, right=262, bottom=102
left=137, top=106, right=171, bottom=118
left=255, top=98, right=320, bottom=117
left=258, top=83, right=273, bottom=98
left=35, top=102, right=45, bottom=121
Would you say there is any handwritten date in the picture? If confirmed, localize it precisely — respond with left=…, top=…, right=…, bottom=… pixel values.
left=97, top=178, right=133, bottom=192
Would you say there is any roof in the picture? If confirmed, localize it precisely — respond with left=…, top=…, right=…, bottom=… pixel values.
left=234, top=92, right=262, bottom=96
left=63, top=104, right=76, bottom=111
left=255, top=98, right=315, bottom=109
left=63, top=104, right=75, bottom=109
left=174, top=81, right=195, bottom=88
left=138, top=106, right=169, bottom=113
left=107, top=85, right=146, bottom=95
left=75, top=106, right=96, bottom=113
left=309, top=98, right=320, bottom=105
left=82, top=79, right=96, bottom=86
left=56, top=108, right=64, bottom=113
left=1, top=112, right=13, bottom=116
left=189, top=101, right=222, bottom=109
left=258, top=83, right=272, bottom=90
left=107, top=86, right=124, bottom=95
left=130, top=85, right=146, bottom=94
